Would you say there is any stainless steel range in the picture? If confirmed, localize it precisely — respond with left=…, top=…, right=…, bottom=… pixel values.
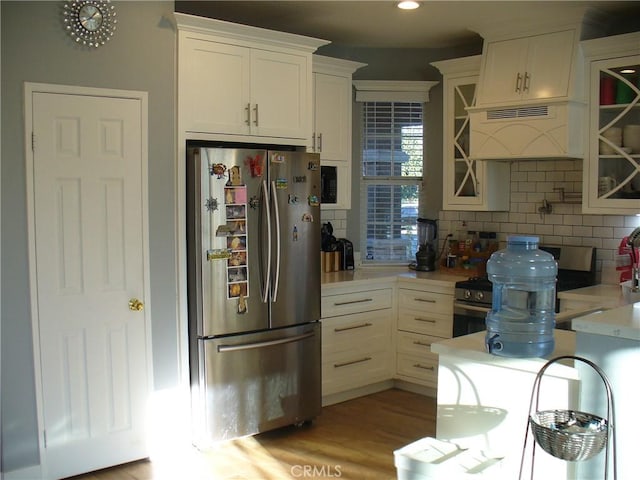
left=453, top=245, right=597, bottom=336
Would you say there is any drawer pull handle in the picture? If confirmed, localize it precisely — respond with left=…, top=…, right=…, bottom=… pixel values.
left=413, top=364, right=435, bottom=371
left=334, top=322, right=372, bottom=333
left=334, top=298, right=373, bottom=306
left=414, top=298, right=436, bottom=303
left=334, top=357, right=372, bottom=368
left=413, top=340, right=432, bottom=347
left=414, top=317, right=436, bottom=323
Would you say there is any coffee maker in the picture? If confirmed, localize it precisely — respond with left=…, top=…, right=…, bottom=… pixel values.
left=413, top=218, right=438, bottom=271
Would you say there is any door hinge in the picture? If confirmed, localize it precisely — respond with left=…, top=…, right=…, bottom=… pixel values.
left=31, top=132, right=35, bottom=152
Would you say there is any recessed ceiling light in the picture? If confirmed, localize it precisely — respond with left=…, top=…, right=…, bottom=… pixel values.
left=620, top=68, right=636, bottom=74
left=397, top=1, right=420, bottom=10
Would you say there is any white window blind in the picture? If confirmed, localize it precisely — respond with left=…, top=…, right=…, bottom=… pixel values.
left=361, top=101, right=423, bottom=263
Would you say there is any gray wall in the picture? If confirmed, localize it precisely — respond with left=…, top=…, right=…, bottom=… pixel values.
left=1, top=1, right=177, bottom=472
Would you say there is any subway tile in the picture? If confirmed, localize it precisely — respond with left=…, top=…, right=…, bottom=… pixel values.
left=535, top=224, right=555, bottom=235
left=528, top=172, right=547, bottom=182
left=545, top=235, right=563, bottom=244
left=526, top=213, right=540, bottom=223
left=476, top=212, right=493, bottom=222
left=544, top=214, right=564, bottom=225
left=526, top=192, right=546, bottom=203
left=553, top=203, right=576, bottom=215
left=519, top=162, right=538, bottom=172
left=536, top=182, right=555, bottom=193
left=333, top=210, right=347, bottom=220
left=510, top=192, right=528, bottom=203
left=517, top=223, right=536, bottom=234
left=562, top=236, right=582, bottom=246
left=554, top=225, right=573, bottom=236
left=564, top=214, right=584, bottom=225
left=573, top=225, right=593, bottom=237
left=564, top=170, right=582, bottom=182
left=582, top=215, right=603, bottom=227
left=582, top=237, right=602, bottom=248
left=492, top=212, right=510, bottom=222
left=518, top=182, right=537, bottom=193
left=614, top=226, right=635, bottom=238
left=509, top=212, right=528, bottom=223
left=594, top=226, right=614, bottom=238
left=511, top=171, right=528, bottom=182
left=602, top=216, right=624, bottom=227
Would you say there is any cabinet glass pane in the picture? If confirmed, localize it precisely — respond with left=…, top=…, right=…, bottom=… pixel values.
left=596, top=63, right=640, bottom=199
left=452, top=83, right=477, bottom=197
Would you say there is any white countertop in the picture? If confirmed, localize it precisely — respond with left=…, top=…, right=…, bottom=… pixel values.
left=321, top=266, right=465, bottom=287
left=431, top=330, right=578, bottom=378
left=572, top=301, right=640, bottom=341
left=557, top=283, right=625, bottom=306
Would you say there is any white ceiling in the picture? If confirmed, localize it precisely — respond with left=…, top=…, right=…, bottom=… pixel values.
left=175, top=1, right=639, bottom=49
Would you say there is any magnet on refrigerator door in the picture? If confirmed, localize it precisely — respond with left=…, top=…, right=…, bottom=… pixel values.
left=210, top=163, right=227, bottom=178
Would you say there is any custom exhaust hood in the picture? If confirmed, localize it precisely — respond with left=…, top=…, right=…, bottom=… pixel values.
left=467, top=23, right=587, bottom=161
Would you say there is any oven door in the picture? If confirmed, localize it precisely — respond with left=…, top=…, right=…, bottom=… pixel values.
left=453, top=301, right=489, bottom=337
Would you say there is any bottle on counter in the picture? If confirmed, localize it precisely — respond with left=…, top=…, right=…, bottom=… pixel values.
left=485, top=235, right=558, bottom=358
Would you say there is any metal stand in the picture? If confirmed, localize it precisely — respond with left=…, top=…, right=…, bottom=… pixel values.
left=518, top=355, right=617, bottom=480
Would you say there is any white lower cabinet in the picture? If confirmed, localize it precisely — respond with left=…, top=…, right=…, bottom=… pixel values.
left=321, top=284, right=394, bottom=398
left=396, top=282, right=454, bottom=388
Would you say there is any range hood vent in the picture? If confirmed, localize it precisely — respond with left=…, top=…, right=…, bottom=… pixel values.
left=486, top=105, right=549, bottom=120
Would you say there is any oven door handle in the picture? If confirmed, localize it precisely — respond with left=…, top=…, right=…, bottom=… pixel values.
left=453, top=302, right=490, bottom=314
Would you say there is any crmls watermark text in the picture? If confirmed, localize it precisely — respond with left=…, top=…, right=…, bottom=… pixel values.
left=290, top=464, right=342, bottom=478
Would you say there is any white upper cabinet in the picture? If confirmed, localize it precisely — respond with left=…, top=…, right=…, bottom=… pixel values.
left=176, top=13, right=329, bottom=144
left=432, top=56, right=510, bottom=211
left=312, top=56, right=366, bottom=162
left=312, top=55, right=366, bottom=211
left=581, top=32, right=640, bottom=215
left=477, top=29, right=576, bottom=107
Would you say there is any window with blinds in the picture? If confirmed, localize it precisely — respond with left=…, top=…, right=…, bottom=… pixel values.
left=361, top=102, right=423, bottom=263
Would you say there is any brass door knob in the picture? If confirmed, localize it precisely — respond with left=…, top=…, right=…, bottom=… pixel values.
left=128, top=298, right=144, bottom=311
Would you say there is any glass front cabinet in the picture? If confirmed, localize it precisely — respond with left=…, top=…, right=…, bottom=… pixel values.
left=432, top=56, right=510, bottom=211
left=583, top=33, right=640, bottom=214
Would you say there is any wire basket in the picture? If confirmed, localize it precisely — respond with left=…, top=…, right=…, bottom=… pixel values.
left=519, top=355, right=617, bottom=480
left=530, top=409, right=608, bottom=461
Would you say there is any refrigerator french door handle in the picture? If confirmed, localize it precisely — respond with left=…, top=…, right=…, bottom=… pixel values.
left=261, top=180, right=271, bottom=303
left=270, top=180, right=281, bottom=302
left=217, top=331, right=315, bottom=353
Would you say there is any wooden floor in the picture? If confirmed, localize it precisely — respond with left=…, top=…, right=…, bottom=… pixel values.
left=69, top=388, right=436, bottom=480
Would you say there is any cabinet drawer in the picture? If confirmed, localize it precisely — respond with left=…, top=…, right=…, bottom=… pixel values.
left=322, top=349, right=392, bottom=396
left=397, top=331, right=441, bottom=357
left=396, top=352, right=438, bottom=387
left=398, top=309, right=452, bottom=338
left=398, top=289, right=453, bottom=315
left=322, top=309, right=392, bottom=355
left=322, top=288, right=392, bottom=318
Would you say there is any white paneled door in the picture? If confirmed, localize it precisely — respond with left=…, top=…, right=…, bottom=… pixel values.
left=27, top=85, right=151, bottom=479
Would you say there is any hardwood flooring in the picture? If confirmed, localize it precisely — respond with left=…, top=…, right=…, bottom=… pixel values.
left=69, top=388, right=436, bottom=480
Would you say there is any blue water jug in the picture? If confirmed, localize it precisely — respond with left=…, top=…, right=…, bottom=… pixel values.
left=485, top=236, right=558, bottom=358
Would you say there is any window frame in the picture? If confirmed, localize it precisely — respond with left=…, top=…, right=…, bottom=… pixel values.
left=353, top=81, right=438, bottom=265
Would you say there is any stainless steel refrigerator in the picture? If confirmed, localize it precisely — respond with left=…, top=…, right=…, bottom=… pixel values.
left=186, top=144, right=321, bottom=446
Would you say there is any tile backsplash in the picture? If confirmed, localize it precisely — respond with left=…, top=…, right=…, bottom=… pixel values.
left=438, top=159, right=640, bottom=284
left=321, top=159, right=639, bottom=282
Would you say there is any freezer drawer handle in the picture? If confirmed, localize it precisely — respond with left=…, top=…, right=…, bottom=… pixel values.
left=413, top=363, right=435, bottom=371
left=334, top=322, right=372, bottom=333
left=413, top=340, right=432, bottom=348
left=414, top=317, right=436, bottom=323
left=333, top=298, right=373, bottom=306
left=414, top=297, right=436, bottom=303
left=334, top=357, right=372, bottom=368
left=217, top=331, right=315, bottom=353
